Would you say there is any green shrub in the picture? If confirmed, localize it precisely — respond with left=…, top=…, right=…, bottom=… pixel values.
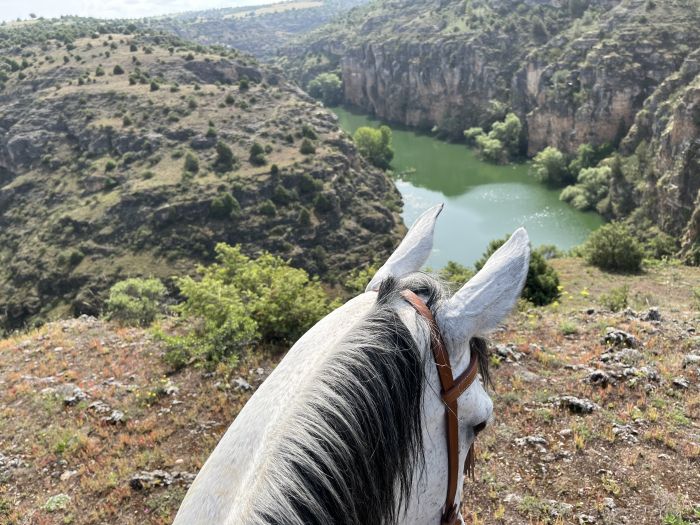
left=475, top=134, right=505, bottom=163
left=105, top=159, right=117, bottom=172
left=249, top=142, right=266, bottom=165
left=301, top=124, right=317, bottom=140
left=307, top=72, right=343, bottom=106
left=599, top=285, right=629, bottom=312
left=225, top=93, right=235, bottom=105
left=300, top=138, right=316, bottom=155
left=532, top=146, right=571, bottom=185
left=184, top=152, right=199, bottom=174
left=488, top=112, right=522, bottom=157
left=439, top=261, right=474, bottom=290
left=239, top=76, right=249, bottom=91
left=353, top=125, right=394, bottom=169
left=210, top=193, right=239, bottom=218
left=106, top=277, right=166, bottom=326
left=112, top=64, right=124, bottom=75
left=260, top=199, right=277, bottom=216
left=95, top=66, right=105, bottom=76
left=464, top=127, right=484, bottom=145
left=150, top=80, right=159, bottom=91
left=344, top=263, right=379, bottom=294
left=214, top=141, right=235, bottom=172
left=559, top=165, right=610, bottom=211
left=162, top=244, right=335, bottom=367
left=584, top=223, right=643, bottom=272
left=475, top=237, right=560, bottom=306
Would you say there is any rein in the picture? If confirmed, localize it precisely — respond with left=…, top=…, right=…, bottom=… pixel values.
left=400, top=290, right=480, bottom=525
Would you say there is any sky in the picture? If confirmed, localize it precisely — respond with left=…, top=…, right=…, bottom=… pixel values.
left=0, top=0, right=274, bottom=22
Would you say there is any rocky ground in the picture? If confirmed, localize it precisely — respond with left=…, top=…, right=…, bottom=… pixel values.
left=1, top=258, right=699, bottom=524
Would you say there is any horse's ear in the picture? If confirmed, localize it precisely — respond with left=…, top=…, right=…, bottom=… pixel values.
left=437, top=228, right=530, bottom=345
left=365, top=203, right=444, bottom=292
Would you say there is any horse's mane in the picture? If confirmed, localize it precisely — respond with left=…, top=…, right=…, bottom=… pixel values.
left=248, top=274, right=489, bottom=525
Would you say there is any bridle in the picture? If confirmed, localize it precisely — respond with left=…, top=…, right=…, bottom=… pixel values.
left=400, top=289, right=480, bottom=525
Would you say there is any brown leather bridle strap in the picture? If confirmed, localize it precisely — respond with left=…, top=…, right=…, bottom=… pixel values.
left=400, top=290, right=480, bottom=525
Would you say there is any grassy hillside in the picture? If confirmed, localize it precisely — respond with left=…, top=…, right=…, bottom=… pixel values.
left=143, top=0, right=369, bottom=61
left=1, top=258, right=699, bottom=524
left=0, top=19, right=403, bottom=333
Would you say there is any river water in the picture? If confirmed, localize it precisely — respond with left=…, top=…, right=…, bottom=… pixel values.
left=332, top=106, right=603, bottom=268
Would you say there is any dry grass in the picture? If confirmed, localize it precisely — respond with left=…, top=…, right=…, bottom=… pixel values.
left=1, top=258, right=699, bottom=524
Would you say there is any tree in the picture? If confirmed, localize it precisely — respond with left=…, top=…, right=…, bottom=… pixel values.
left=184, top=152, right=199, bottom=174
left=353, top=125, right=394, bottom=169
left=214, top=141, right=235, bottom=172
left=559, top=165, right=610, bottom=211
left=300, top=138, right=316, bottom=155
left=532, top=146, right=571, bottom=185
left=488, top=112, right=522, bottom=157
left=475, top=134, right=505, bottom=163
left=307, top=72, right=343, bottom=106
left=161, top=244, right=335, bottom=368
left=106, top=278, right=166, bottom=326
left=584, top=222, right=643, bottom=272
left=249, top=142, right=266, bottom=165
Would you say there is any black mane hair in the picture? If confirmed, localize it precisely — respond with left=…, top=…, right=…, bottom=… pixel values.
left=250, top=274, right=489, bottom=525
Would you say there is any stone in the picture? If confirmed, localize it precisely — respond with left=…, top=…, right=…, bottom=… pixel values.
left=604, top=328, right=639, bottom=348
left=103, top=410, right=125, bottom=425
left=60, top=469, right=78, bottom=481
left=683, top=354, right=700, bottom=368
left=63, top=386, right=88, bottom=406
left=515, top=435, right=548, bottom=453
left=672, top=377, right=690, bottom=389
left=549, top=395, right=599, bottom=414
left=233, top=377, right=253, bottom=391
left=586, top=370, right=611, bottom=386
left=88, top=400, right=112, bottom=414
left=641, top=307, right=661, bottom=322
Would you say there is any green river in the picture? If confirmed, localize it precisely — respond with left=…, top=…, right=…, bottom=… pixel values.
left=332, top=107, right=604, bottom=268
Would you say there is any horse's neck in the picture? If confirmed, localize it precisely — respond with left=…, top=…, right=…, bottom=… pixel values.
left=173, top=293, right=378, bottom=525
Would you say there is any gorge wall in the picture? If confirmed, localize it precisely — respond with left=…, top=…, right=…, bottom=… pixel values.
left=280, top=0, right=700, bottom=253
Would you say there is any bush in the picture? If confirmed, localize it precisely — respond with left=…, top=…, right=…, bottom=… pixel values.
left=301, top=124, right=317, bottom=140
left=353, top=125, right=394, bottom=169
left=532, top=146, right=571, bottom=185
left=210, top=193, right=240, bottom=218
left=300, top=138, right=316, bottom=155
left=106, top=277, right=167, bottom=326
left=184, top=152, right=199, bottom=174
left=113, top=64, right=124, bottom=75
left=488, top=112, right=522, bottom=157
left=307, top=72, right=343, bottom=106
left=239, top=76, right=249, bottom=91
left=464, top=127, right=484, bottom=145
left=162, top=244, right=335, bottom=367
left=105, top=159, right=117, bottom=172
left=439, top=261, right=474, bottom=290
left=214, top=141, right=235, bottom=172
left=584, top=223, right=643, bottom=272
left=599, top=285, right=629, bottom=312
left=249, top=142, right=266, bottom=165
left=559, top=165, right=611, bottom=211
left=475, top=236, right=560, bottom=306
left=150, top=80, right=159, bottom=91
left=475, top=134, right=505, bottom=163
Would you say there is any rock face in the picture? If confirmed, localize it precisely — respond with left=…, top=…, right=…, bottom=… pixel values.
left=0, top=23, right=403, bottom=331
left=281, top=0, right=700, bottom=251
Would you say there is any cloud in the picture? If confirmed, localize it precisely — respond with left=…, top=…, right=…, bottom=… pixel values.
left=0, top=0, right=271, bottom=22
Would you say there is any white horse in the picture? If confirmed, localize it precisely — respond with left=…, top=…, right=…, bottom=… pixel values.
left=173, top=204, right=530, bottom=525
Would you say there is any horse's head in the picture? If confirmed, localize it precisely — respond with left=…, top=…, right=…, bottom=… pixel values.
left=366, top=203, right=530, bottom=524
